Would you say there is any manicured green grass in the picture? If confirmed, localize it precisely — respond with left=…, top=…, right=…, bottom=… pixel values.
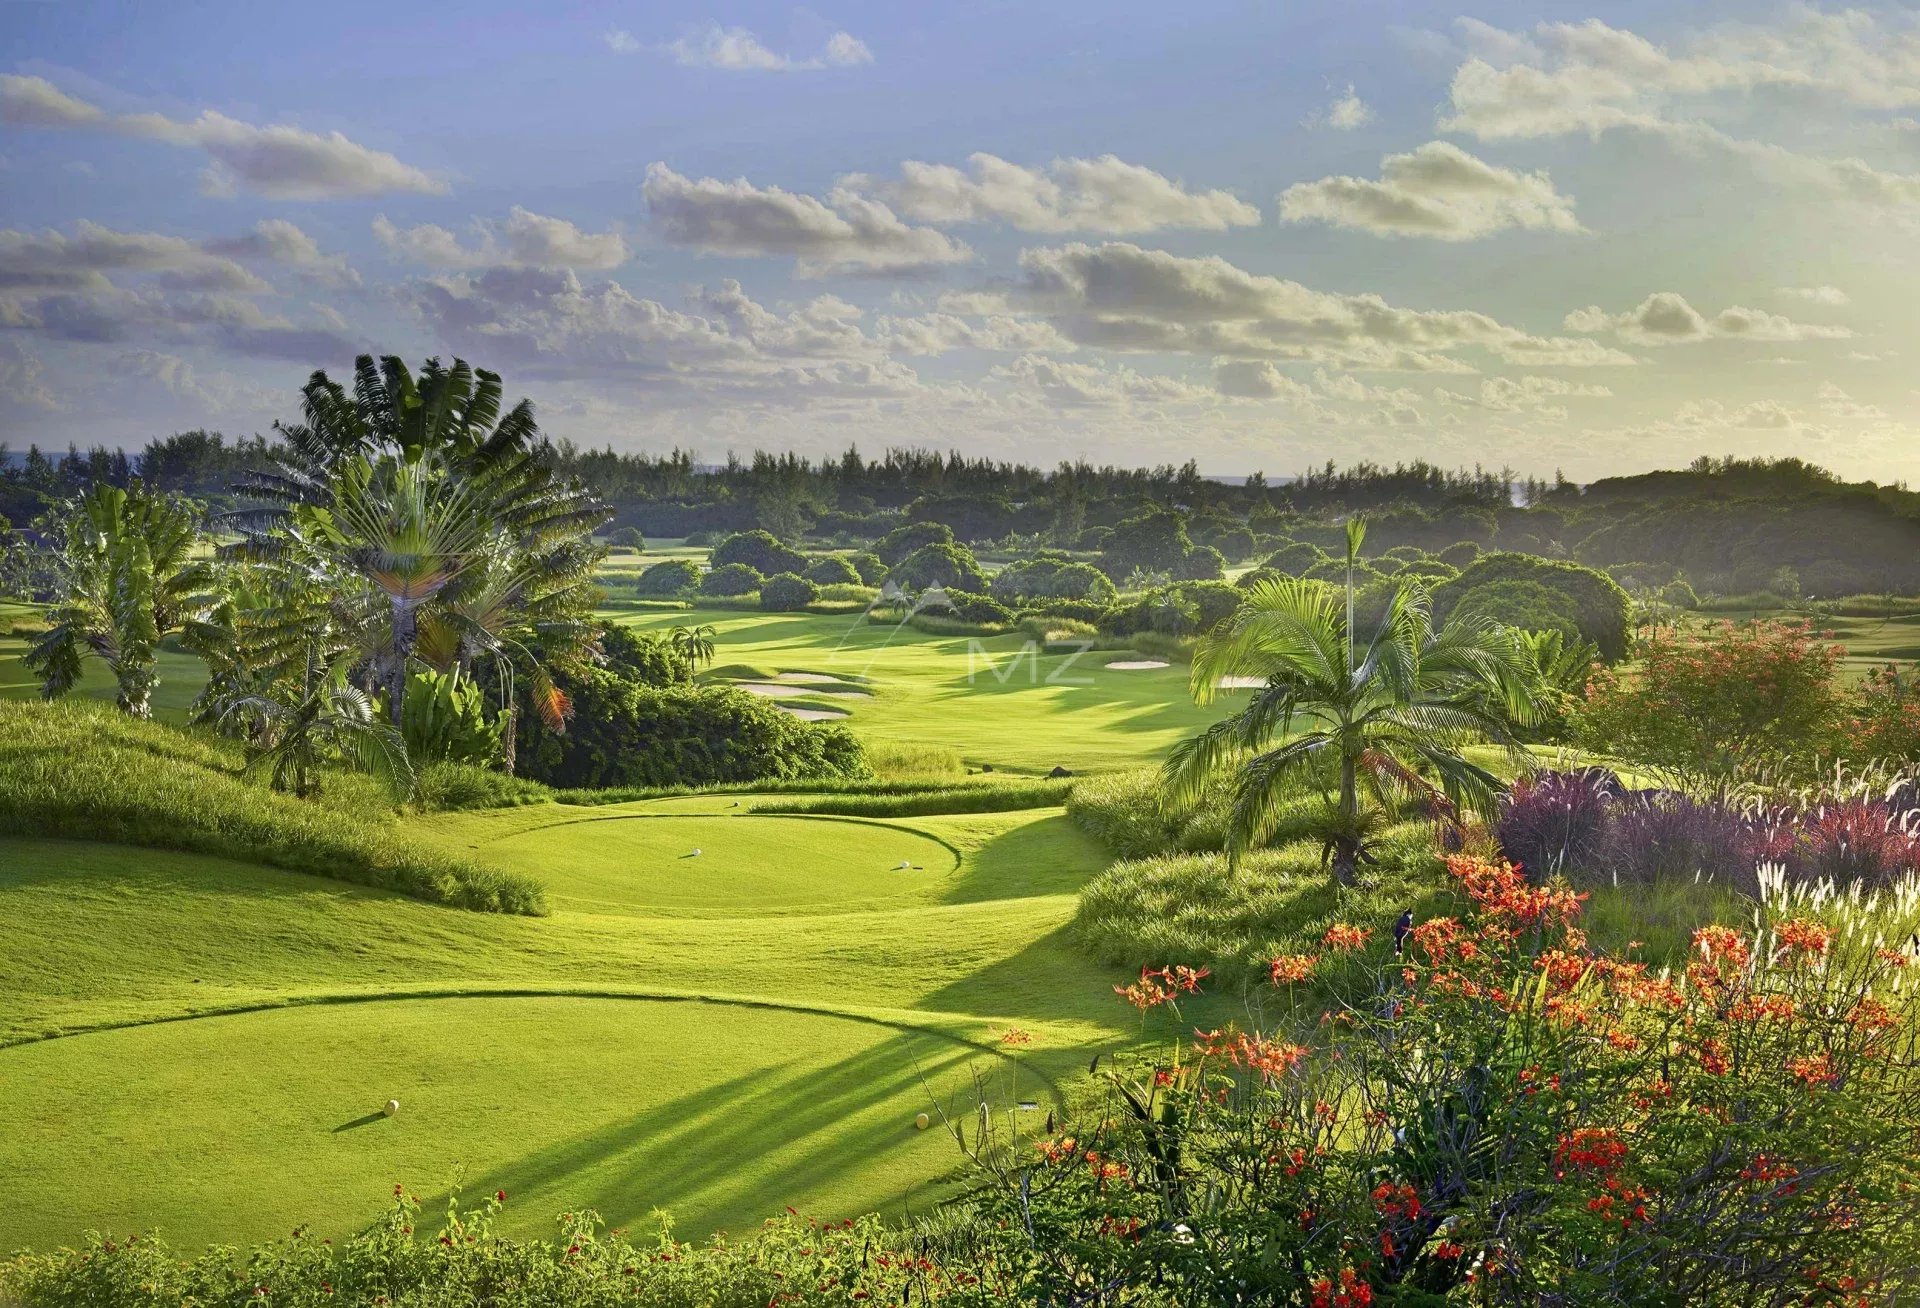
left=614, top=606, right=1229, bottom=773
left=0, top=796, right=1208, bottom=1251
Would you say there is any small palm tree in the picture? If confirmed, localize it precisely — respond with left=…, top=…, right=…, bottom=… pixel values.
left=218, top=645, right=411, bottom=798
left=669, top=623, right=718, bottom=670
left=1166, top=519, right=1546, bottom=885
left=26, top=482, right=220, bottom=718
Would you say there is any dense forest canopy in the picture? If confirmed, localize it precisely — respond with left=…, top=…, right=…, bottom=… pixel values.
left=6, top=436, right=1919, bottom=596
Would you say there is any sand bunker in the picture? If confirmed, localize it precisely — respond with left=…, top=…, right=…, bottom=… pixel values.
left=736, top=683, right=812, bottom=699
left=781, top=705, right=850, bottom=721
left=1105, top=659, right=1170, bottom=670
left=776, top=671, right=853, bottom=684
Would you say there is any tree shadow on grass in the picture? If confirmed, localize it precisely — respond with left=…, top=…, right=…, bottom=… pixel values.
left=439, top=1030, right=1006, bottom=1238
left=940, top=815, right=1108, bottom=904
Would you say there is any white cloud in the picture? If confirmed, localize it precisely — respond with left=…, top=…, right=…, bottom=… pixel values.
left=876, top=311, right=1076, bottom=356
left=0, top=74, right=444, bottom=199
left=1779, top=284, right=1850, bottom=306
left=203, top=219, right=359, bottom=287
left=1279, top=141, right=1582, bottom=240
left=1565, top=291, right=1853, bottom=345
left=1322, top=86, right=1373, bottom=130
left=642, top=162, right=973, bottom=276
left=610, top=24, right=875, bottom=71
left=992, top=354, right=1212, bottom=408
left=372, top=208, right=629, bottom=269
left=1011, top=240, right=1636, bottom=369
left=0, top=340, right=58, bottom=410
left=842, top=152, right=1260, bottom=234
left=0, top=220, right=268, bottom=294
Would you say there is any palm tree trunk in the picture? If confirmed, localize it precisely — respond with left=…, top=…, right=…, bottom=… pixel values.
left=1334, top=752, right=1359, bottom=886
left=387, top=597, right=418, bottom=718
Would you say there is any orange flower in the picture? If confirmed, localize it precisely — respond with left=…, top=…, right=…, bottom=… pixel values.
left=1269, top=954, right=1318, bottom=985
left=1321, top=923, right=1372, bottom=952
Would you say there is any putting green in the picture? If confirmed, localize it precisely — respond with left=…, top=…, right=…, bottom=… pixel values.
left=0, top=995, right=1031, bottom=1249
left=463, top=811, right=958, bottom=916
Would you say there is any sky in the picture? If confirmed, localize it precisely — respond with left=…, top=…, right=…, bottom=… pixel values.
left=1, top=1, right=1917, bottom=482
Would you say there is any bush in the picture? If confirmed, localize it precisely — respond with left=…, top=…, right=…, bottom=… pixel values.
left=1436, top=539, right=1483, bottom=566
left=608, top=526, right=646, bottom=551
left=398, top=666, right=505, bottom=765
left=847, top=551, right=888, bottom=584
left=599, top=624, right=691, bottom=686
left=1495, top=769, right=1616, bottom=879
left=710, top=529, right=806, bottom=576
left=1448, top=578, right=1584, bottom=640
left=890, top=541, right=988, bottom=593
left=699, top=561, right=764, bottom=597
left=1263, top=541, right=1329, bottom=574
left=1600, top=791, right=1760, bottom=894
left=1174, top=579, right=1241, bottom=631
left=412, top=761, right=553, bottom=811
left=1435, top=553, right=1633, bottom=660
left=1171, top=543, right=1227, bottom=581
left=990, top=557, right=1117, bottom=605
left=875, top=520, right=953, bottom=566
left=759, top=572, right=819, bottom=611
left=1578, top=620, right=1846, bottom=788
left=920, top=589, right=1012, bottom=625
left=0, top=700, right=544, bottom=914
left=634, top=558, right=701, bottom=595
left=804, top=555, right=861, bottom=586
left=518, top=673, right=867, bottom=790
left=1027, top=857, right=1920, bottom=1303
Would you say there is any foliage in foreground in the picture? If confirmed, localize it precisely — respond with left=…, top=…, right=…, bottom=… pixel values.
left=0, top=1194, right=979, bottom=1308
left=993, top=857, right=1920, bottom=1304
left=0, top=699, right=544, bottom=914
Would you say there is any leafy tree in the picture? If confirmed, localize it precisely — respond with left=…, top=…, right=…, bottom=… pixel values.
left=1434, top=552, right=1633, bottom=661
left=1447, top=578, right=1584, bottom=642
left=847, top=551, right=887, bottom=585
left=1168, top=520, right=1545, bottom=884
left=891, top=541, right=988, bottom=593
left=711, top=529, right=806, bottom=577
left=1172, top=543, right=1228, bottom=581
left=1104, top=510, right=1192, bottom=577
left=609, top=526, right=646, bottom=552
left=875, top=520, right=953, bottom=566
left=634, top=558, right=700, bottom=595
left=25, top=481, right=219, bottom=718
left=804, top=555, right=861, bottom=586
left=760, top=572, right=818, bottom=611
left=700, top=562, right=763, bottom=596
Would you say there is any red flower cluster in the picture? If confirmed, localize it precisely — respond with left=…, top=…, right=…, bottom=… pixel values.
left=1554, top=1127, right=1629, bottom=1177
left=1114, top=964, right=1211, bottom=1011
left=1321, top=923, right=1372, bottom=952
left=1193, top=1026, right=1307, bottom=1078
left=1269, top=953, right=1317, bottom=985
left=1309, top=1266, right=1373, bottom=1307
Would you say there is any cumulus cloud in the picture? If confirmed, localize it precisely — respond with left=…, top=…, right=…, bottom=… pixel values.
left=1564, top=291, right=1854, bottom=345
left=1438, top=15, right=1920, bottom=212
left=843, top=153, right=1260, bottom=234
left=992, top=354, right=1212, bottom=408
left=0, top=340, right=58, bottom=410
left=1279, top=141, right=1582, bottom=240
left=372, top=208, right=629, bottom=269
left=608, top=24, right=874, bottom=70
left=0, top=74, right=444, bottom=199
left=876, top=311, right=1076, bottom=356
left=0, top=220, right=268, bottom=294
left=1009, top=241, right=1636, bottom=370
left=642, top=162, right=972, bottom=276
left=1436, top=374, right=1611, bottom=420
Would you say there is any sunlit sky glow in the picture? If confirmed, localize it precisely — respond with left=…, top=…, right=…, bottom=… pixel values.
left=3, top=2, right=1918, bottom=480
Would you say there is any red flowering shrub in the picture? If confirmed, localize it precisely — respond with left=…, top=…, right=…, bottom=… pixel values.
left=963, top=855, right=1920, bottom=1304
left=1840, top=664, right=1920, bottom=766
left=1578, top=620, right=1846, bottom=789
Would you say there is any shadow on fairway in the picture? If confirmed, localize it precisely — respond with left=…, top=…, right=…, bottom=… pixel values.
left=332, top=1111, right=387, bottom=1133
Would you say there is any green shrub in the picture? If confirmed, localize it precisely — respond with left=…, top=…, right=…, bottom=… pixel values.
left=1435, top=552, right=1633, bottom=660
left=759, top=572, right=819, bottom=611
left=1447, top=578, right=1584, bottom=640
left=608, top=526, right=646, bottom=551
left=398, top=666, right=504, bottom=765
left=710, top=529, right=806, bottom=576
left=875, top=520, right=953, bottom=566
left=0, top=1195, right=965, bottom=1307
left=518, top=674, right=868, bottom=789
left=634, top=558, right=701, bottom=595
left=1172, top=543, right=1227, bottom=581
left=0, top=700, right=544, bottom=913
left=990, top=557, right=1117, bottom=605
left=848, top=551, right=887, bottom=584
left=756, top=778, right=1071, bottom=817
left=891, top=541, right=988, bottom=593
left=699, top=562, right=763, bottom=596
left=804, top=555, right=861, bottom=586
left=1263, top=541, right=1328, bottom=574
left=599, top=624, right=692, bottom=686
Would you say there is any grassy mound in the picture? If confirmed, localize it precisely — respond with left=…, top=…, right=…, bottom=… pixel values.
left=0, top=700, right=544, bottom=914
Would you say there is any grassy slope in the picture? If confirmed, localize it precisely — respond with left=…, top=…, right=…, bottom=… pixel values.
left=0, top=796, right=1213, bottom=1250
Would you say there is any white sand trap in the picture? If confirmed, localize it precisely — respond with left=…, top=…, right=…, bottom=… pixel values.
left=1106, top=659, right=1170, bottom=670
left=781, top=705, right=850, bottom=721
left=1215, top=675, right=1265, bottom=689
left=776, top=671, right=851, bottom=684
left=736, top=682, right=812, bottom=699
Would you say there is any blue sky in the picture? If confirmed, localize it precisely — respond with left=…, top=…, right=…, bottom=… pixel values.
left=2, top=2, right=1916, bottom=479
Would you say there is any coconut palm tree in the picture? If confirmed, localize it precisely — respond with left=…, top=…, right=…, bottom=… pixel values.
left=668, top=623, right=718, bottom=670
left=25, top=481, right=220, bottom=718
left=1165, top=519, right=1547, bottom=885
